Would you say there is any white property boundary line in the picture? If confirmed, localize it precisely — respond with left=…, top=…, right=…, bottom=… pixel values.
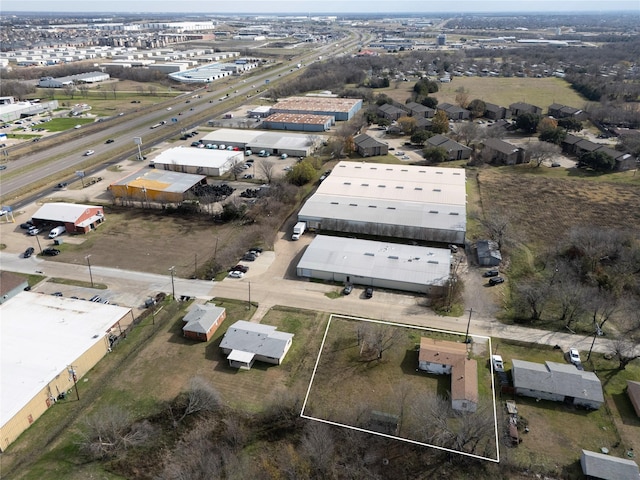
left=300, top=314, right=501, bottom=463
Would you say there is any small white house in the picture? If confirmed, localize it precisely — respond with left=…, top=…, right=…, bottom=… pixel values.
left=219, top=320, right=293, bottom=370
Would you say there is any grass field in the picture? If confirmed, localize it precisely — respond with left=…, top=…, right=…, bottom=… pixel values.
left=379, top=77, right=590, bottom=111
left=474, top=165, right=640, bottom=248
left=303, top=317, right=498, bottom=459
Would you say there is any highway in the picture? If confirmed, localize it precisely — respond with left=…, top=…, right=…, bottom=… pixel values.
left=0, top=30, right=370, bottom=206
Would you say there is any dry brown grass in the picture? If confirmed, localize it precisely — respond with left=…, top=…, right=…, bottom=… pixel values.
left=475, top=167, right=640, bottom=247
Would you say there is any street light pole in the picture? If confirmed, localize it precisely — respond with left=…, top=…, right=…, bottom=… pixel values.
left=248, top=281, right=251, bottom=309
left=169, top=266, right=176, bottom=300
left=34, top=234, right=43, bottom=255
left=85, top=254, right=94, bottom=288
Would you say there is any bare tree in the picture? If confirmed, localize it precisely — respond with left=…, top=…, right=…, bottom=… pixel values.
left=301, top=422, right=335, bottom=474
left=230, top=162, right=245, bottom=181
left=476, top=211, right=511, bottom=250
left=526, top=140, right=561, bottom=167
left=611, top=337, right=640, bottom=370
left=452, top=121, right=480, bottom=146
left=63, top=84, right=76, bottom=99
left=358, top=323, right=402, bottom=360
left=110, top=81, right=118, bottom=99
left=258, top=159, right=276, bottom=183
left=79, top=405, right=153, bottom=460
left=174, top=376, right=221, bottom=424
left=514, top=279, right=551, bottom=321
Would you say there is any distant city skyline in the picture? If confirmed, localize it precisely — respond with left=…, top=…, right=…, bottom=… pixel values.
left=1, top=0, right=638, bottom=14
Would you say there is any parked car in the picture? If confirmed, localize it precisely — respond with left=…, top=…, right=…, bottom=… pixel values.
left=228, top=270, right=245, bottom=278
left=488, top=277, right=505, bottom=286
left=229, top=265, right=249, bottom=273
left=365, top=287, right=374, bottom=298
left=343, top=284, right=353, bottom=295
left=448, top=244, right=459, bottom=253
left=48, top=226, right=66, bottom=239
left=483, top=270, right=500, bottom=277
left=20, top=222, right=34, bottom=229
left=569, top=348, right=581, bottom=365
left=242, top=253, right=257, bottom=262
left=51, top=292, right=63, bottom=297
left=250, top=247, right=263, bottom=253
left=23, top=247, right=35, bottom=258
left=491, top=355, right=505, bottom=372
left=42, top=248, right=60, bottom=256
left=28, top=228, right=41, bottom=235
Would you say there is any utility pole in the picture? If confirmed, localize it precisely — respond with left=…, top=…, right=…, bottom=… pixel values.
left=68, top=366, right=80, bottom=401
left=85, top=254, right=94, bottom=288
left=248, top=281, right=251, bottom=309
left=169, top=266, right=176, bottom=300
left=465, top=308, right=473, bottom=344
left=34, top=233, right=43, bottom=255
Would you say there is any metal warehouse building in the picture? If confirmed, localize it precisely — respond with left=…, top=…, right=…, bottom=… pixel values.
left=271, top=96, right=362, bottom=121
left=297, top=235, right=452, bottom=294
left=201, top=128, right=315, bottom=157
left=0, top=292, right=132, bottom=452
left=150, top=147, right=243, bottom=176
left=109, top=168, right=207, bottom=204
left=298, top=162, right=467, bottom=245
left=262, top=112, right=334, bottom=132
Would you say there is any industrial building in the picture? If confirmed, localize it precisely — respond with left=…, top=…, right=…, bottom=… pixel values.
left=0, top=97, right=59, bottom=123
left=201, top=128, right=316, bottom=157
left=109, top=168, right=207, bottom=204
left=150, top=147, right=243, bottom=176
left=296, top=235, right=451, bottom=295
left=297, top=162, right=467, bottom=245
left=37, top=71, right=110, bottom=88
left=0, top=292, right=132, bottom=452
left=271, top=96, right=362, bottom=121
left=31, top=202, right=105, bottom=234
left=262, top=112, right=334, bottom=132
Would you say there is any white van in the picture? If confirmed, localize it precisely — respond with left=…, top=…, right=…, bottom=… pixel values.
left=48, top=226, right=66, bottom=239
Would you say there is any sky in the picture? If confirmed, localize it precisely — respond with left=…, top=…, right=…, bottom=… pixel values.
left=1, top=0, right=638, bottom=14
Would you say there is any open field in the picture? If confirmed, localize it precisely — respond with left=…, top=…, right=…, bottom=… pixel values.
left=379, top=77, right=589, bottom=111
left=474, top=166, right=640, bottom=247
left=303, top=316, right=499, bottom=460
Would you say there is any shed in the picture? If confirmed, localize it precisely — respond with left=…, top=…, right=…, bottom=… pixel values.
left=627, top=380, right=640, bottom=417
left=476, top=240, right=502, bottom=267
left=580, top=449, right=639, bottom=480
left=182, top=304, right=226, bottom=342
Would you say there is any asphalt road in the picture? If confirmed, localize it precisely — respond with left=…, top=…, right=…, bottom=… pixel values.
left=2, top=240, right=635, bottom=358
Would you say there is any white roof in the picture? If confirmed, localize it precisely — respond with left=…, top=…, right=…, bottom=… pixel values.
left=227, top=350, right=255, bottom=364
left=152, top=147, right=242, bottom=168
left=32, top=202, right=102, bottom=223
left=0, top=292, right=131, bottom=428
left=202, top=128, right=313, bottom=151
left=299, top=162, right=467, bottom=234
left=298, top=235, right=452, bottom=286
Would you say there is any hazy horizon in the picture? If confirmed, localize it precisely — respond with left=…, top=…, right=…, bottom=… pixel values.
left=1, top=0, right=638, bottom=14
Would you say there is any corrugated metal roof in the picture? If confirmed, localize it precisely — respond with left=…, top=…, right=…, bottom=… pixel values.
left=273, top=96, right=361, bottom=113
left=512, top=359, right=604, bottom=404
left=32, top=202, right=101, bottom=223
left=297, top=235, right=451, bottom=286
left=581, top=450, right=639, bottom=480
left=110, top=167, right=206, bottom=193
left=202, top=128, right=312, bottom=151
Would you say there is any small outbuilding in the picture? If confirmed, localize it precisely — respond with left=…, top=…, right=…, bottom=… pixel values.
left=476, top=240, right=502, bottom=267
left=627, top=380, right=640, bottom=417
left=182, top=304, right=226, bottom=342
left=219, top=320, right=294, bottom=370
left=580, top=449, right=639, bottom=480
